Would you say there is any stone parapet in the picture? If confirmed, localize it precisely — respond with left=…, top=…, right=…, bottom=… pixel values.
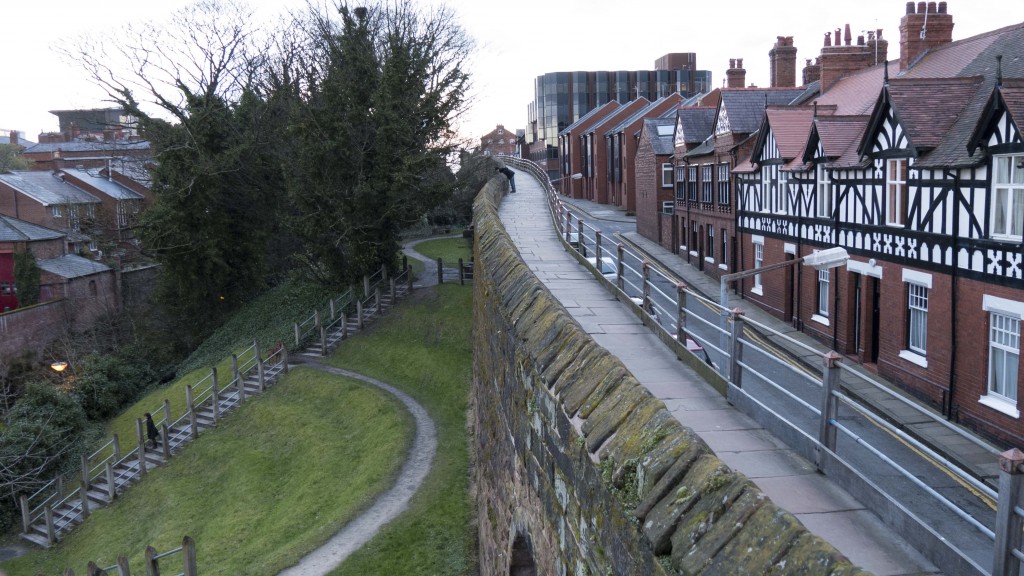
left=472, top=175, right=868, bottom=574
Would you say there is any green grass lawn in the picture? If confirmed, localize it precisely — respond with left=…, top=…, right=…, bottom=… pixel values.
left=413, top=237, right=473, bottom=265
left=326, top=283, right=475, bottom=576
left=1, top=367, right=413, bottom=576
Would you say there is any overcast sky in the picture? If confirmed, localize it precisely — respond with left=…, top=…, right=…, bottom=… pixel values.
left=2, top=0, right=1022, bottom=147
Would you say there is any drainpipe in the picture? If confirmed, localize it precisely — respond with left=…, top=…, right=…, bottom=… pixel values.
left=945, top=168, right=960, bottom=419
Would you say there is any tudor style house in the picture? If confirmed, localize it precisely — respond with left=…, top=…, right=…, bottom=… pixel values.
left=734, top=3, right=1024, bottom=444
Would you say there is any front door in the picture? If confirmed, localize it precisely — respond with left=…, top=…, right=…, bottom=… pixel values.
left=0, top=252, right=18, bottom=311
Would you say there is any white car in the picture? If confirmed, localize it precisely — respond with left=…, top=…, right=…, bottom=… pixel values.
left=585, top=256, right=617, bottom=278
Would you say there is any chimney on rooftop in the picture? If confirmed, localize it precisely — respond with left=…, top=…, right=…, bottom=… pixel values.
left=8, top=131, right=18, bottom=146
left=769, top=36, right=798, bottom=87
left=899, top=1, right=954, bottom=71
left=803, top=58, right=821, bottom=85
left=818, top=22, right=888, bottom=93
left=726, top=58, right=746, bottom=88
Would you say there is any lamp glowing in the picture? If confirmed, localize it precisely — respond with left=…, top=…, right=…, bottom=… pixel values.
left=51, top=362, right=68, bottom=373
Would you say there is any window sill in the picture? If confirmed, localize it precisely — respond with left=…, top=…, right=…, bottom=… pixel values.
left=811, top=314, right=830, bottom=326
left=718, top=264, right=728, bottom=271
left=704, top=257, right=716, bottom=264
left=689, top=250, right=699, bottom=258
left=898, top=350, right=928, bottom=368
left=979, top=394, right=1020, bottom=419
left=751, top=286, right=763, bottom=296
left=679, top=245, right=688, bottom=253
left=990, top=235, right=1023, bottom=243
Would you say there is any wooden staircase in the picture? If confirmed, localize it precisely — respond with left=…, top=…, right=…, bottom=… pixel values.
left=20, top=268, right=412, bottom=548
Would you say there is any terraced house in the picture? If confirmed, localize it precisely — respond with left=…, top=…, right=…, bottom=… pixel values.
left=734, top=2, right=1024, bottom=445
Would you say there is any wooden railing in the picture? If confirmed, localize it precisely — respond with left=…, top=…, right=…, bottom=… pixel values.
left=21, top=265, right=413, bottom=548
left=61, top=535, right=197, bottom=576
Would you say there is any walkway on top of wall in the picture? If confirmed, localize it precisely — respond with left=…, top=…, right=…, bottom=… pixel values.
left=497, top=168, right=936, bottom=576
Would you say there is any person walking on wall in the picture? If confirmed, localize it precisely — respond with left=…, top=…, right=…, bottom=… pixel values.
left=497, top=166, right=516, bottom=192
left=145, top=412, right=160, bottom=450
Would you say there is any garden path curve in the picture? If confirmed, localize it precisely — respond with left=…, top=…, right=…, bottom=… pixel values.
left=278, top=362, right=437, bottom=576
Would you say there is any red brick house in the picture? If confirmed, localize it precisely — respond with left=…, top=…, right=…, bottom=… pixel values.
left=0, top=171, right=101, bottom=255
left=480, top=124, right=518, bottom=157
left=606, top=93, right=684, bottom=213
left=579, top=98, right=651, bottom=204
left=635, top=118, right=677, bottom=249
left=556, top=101, right=621, bottom=198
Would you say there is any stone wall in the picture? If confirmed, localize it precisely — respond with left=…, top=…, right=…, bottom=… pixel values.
left=472, top=174, right=869, bottom=575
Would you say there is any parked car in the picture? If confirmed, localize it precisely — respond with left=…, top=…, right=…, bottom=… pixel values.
left=586, top=256, right=617, bottom=278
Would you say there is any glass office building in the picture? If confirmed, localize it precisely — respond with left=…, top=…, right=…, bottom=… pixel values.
left=526, top=54, right=712, bottom=165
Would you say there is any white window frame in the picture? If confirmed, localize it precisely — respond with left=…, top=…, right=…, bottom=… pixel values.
left=886, top=158, right=907, bottom=226
left=981, top=295, right=1024, bottom=418
left=775, top=170, right=788, bottom=214
left=752, top=236, right=764, bottom=295
left=661, top=163, right=674, bottom=188
left=717, top=162, right=730, bottom=205
left=991, top=153, right=1024, bottom=241
left=701, top=164, right=713, bottom=203
left=721, top=228, right=728, bottom=268
left=706, top=225, right=714, bottom=261
left=817, top=268, right=830, bottom=316
left=51, top=205, right=62, bottom=218
left=687, top=166, right=698, bottom=201
left=816, top=164, right=832, bottom=218
left=906, top=283, right=928, bottom=354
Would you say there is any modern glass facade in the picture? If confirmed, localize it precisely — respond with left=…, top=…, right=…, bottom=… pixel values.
left=526, top=54, right=712, bottom=162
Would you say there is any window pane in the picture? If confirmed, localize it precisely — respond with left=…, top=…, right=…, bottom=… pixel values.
left=995, top=188, right=1009, bottom=235
left=1015, top=189, right=1024, bottom=238
left=996, top=156, right=1011, bottom=184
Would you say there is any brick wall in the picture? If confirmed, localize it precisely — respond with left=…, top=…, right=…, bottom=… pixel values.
left=0, top=300, right=68, bottom=362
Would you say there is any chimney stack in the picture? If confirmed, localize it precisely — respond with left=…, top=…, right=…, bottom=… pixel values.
left=818, top=23, right=889, bottom=93
left=899, top=1, right=954, bottom=71
left=769, top=36, right=798, bottom=87
left=726, top=58, right=746, bottom=88
left=803, top=58, right=821, bottom=85
left=8, top=130, right=18, bottom=146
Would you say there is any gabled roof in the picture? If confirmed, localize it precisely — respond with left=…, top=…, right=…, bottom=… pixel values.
left=816, top=61, right=898, bottom=115
left=677, top=107, right=717, bottom=145
left=62, top=168, right=145, bottom=201
left=683, top=138, right=715, bottom=158
left=561, top=101, right=621, bottom=135
left=582, top=98, right=650, bottom=136
left=887, top=21, right=1024, bottom=167
left=968, top=78, right=1024, bottom=153
left=716, top=88, right=807, bottom=135
left=875, top=76, right=984, bottom=154
left=0, top=172, right=101, bottom=206
left=38, top=254, right=110, bottom=279
left=606, top=94, right=683, bottom=137
left=0, top=214, right=64, bottom=242
left=804, top=115, right=870, bottom=168
left=756, top=107, right=814, bottom=162
left=642, top=118, right=676, bottom=155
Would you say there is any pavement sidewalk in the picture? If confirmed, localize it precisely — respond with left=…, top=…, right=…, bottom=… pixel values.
left=558, top=195, right=1003, bottom=489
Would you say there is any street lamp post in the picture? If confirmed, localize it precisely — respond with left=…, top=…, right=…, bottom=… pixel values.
left=718, top=247, right=850, bottom=352
left=51, top=361, right=68, bottom=388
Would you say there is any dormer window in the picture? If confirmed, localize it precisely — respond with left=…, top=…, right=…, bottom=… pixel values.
left=886, top=159, right=907, bottom=226
left=992, top=154, right=1024, bottom=241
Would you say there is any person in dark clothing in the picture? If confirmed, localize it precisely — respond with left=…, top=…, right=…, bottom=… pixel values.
left=145, top=413, right=160, bottom=449
left=497, top=166, right=516, bottom=192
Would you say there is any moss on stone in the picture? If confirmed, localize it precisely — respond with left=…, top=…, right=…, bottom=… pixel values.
left=672, top=489, right=766, bottom=574
left=700, top=502, right=804, bottom=575
left=767, top=532, right=859, bottom=575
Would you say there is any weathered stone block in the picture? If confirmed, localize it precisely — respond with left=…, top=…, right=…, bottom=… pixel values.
left=672, top=488, right=766, bottom=574
left=634, top=433, right=706, bottom=519
left=642, top=454, right=731, bottom=554
left=670, top=476, right=751, bottom=554
left=701, top=502, right=804, bottom=575
left=583, top=388, right=657, bottom=452
left=562, top=364, right=628, bottom=416
left=767, top=532, right=858, bottom=575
